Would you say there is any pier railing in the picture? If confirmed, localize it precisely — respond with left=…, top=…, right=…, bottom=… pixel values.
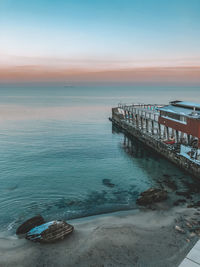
left=115, top=103, right=162, bottom=137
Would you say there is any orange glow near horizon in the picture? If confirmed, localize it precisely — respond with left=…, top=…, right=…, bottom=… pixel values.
left=0, top=65, right=200, bottom=84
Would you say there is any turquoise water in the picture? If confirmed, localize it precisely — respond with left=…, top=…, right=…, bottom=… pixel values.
left=0, top=85, right=199, bottom=232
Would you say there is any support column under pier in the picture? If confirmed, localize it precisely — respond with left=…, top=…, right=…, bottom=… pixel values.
left=146, top=119, right=149, bottom=132
left=136, top=115, right=139, bottom=128
left=127, top=111, right=130, bottom=123
left=187, top=134, right=191, bottom=145
left=151, top=120, right=154, bottom=135
left=141, top=117, right=143, bottom=130
left=172, top=129, right=175, bottom=138
left=158, top=123, right=161, bottom=138
left=180, top=131, right=184, bottom=144
left=176, top=130, right=179, bottom=143
left=166, top=127, right=169, bottom=140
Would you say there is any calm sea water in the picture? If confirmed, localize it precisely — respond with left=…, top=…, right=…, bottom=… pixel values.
left=0, top=85, right=200, bottom=232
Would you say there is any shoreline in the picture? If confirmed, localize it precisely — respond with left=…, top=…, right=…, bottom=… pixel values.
left=0, top=206, right=140, bottom=236
left=0, top=206, right=199, bottom=267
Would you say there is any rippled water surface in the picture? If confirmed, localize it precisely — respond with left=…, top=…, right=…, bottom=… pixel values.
left=0, top=85, right=199, bottom=232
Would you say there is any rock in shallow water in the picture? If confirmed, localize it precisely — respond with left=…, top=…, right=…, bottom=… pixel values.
left=102, top=179, right=115, bottom=188
left=173, top=199, right=186, bottom=206
left=136, top=188, right=168, bottom=206
left=16, top=215, right=45, bottom=235
left=176, top=191, right=192, bottom=199
left=26, top=220, right=74, bottom=243
left=187, top=201, right=200, bottom=208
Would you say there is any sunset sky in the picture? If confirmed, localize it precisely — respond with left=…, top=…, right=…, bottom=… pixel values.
left=0, top=0, right=200, bottom=83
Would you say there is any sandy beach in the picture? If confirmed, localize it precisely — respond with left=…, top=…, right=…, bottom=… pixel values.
left=0, top=206, right=199, bottom=267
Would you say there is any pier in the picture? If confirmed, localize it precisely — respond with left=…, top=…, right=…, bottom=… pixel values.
left=111, top=101, right=200, bottom=178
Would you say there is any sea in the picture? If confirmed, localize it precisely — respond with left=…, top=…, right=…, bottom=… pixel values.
left=0, top=84, right=200, bottom=233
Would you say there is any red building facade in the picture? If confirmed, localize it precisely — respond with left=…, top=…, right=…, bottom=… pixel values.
left=158, top=101, right=200, bottom=148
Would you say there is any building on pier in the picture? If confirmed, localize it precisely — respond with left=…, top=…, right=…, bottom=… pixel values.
left=158, top=101, right=200, bottom=148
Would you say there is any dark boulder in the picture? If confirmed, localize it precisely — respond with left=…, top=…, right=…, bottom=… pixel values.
left=26, top=220, right=74, bottom=243
left=136, top=188, right=168, bottom=206
left=16, top=215, right=45, bottom=235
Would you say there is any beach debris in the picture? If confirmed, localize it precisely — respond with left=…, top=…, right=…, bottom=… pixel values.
left=26, top=220, right=74, bottom=243
left=136, top=188, right=168, bottom=206
left=185, top=222, right=193, bottom=228
left=190, top=232, right=196, bottom=237
left=175, top=225, right=185, bottom=233
left=16, top=215, right=45, bottom=235
left=102, top=179, right=115, bottom=188
left=191, top=219, right=198, bottom=225
left=182, top=217, right=200, bottom=237
left=174, top=213, right=200, bottom=237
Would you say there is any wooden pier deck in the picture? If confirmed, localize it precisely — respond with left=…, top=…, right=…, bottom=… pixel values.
left=179, top=240, right=200, bottom=266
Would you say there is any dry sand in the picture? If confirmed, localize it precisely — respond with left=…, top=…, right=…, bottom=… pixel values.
left=0, top=207, right=199, bottom=267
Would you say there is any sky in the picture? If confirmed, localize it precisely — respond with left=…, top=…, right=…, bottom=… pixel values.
left=0, top=0, right=200, bottom=83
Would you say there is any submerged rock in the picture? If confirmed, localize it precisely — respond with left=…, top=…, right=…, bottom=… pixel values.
left=173, top=199, right=186, bottom=206
left=176, top=191, right=192, bottom=199
left=26, top=220, right=74, bottom=243
left=102, top=179, right=115, bottom=188
left=136, top=188, right=168, bottom=206
left=187, top=201, right=200, bottom=208
left=163, top=174, right=171, bottom=178
left=16, top=215, right=45, bottom=235
left=162, top=175, right=177, bottom=191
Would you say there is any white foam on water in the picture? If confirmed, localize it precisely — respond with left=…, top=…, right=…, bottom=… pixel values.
left=7, top=221, right=16, bottom=231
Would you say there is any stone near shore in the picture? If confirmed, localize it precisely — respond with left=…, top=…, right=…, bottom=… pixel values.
left=26, top=220, right=74, bottom=243
left=136, top=188, right=168, bottom=206
left=16, top=215, right=45, bottom=235
left=175, top=225, right=185, bottom=234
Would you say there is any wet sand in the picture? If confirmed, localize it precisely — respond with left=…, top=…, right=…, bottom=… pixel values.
left=0, top=206, right=199, bottom=267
